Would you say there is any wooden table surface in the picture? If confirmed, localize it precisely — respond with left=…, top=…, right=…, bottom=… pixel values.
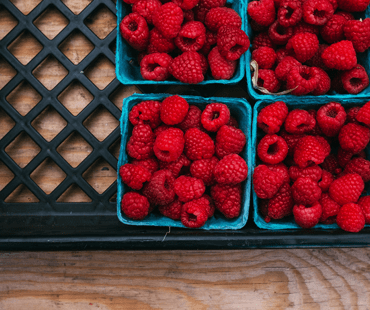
left=1, top=1, right=370, bottom=309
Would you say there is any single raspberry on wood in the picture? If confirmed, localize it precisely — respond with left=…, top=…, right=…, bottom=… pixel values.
left=284, top=109, right=316, bottom=135
left=321, top=41, right=357, bottom=71
left=152, top=3, right=183, bottom=39
left=320, top=14, right=347, bottom=44
left=343, top=158, right=370, bottom=183
left=302, top=0, right=334, bottom=26
left=217, top=26, right=250, bottom=61
left=356, top=101, right=370, bottom=126
left=341, top=65, right=370, bottom=95
left=181, top=198, right=210, bottom=228
left=153, top=128, right=184, bottom=162
left=286, top=32, right=319, bottom=63
left=159, top=199, right=183, bottom=220
left=289, top=164, right=322, bottom=182
left=337, top=203, right=365, bottom=233
left=213, top=154, right=248, bottom=184
left=278, top=0, right=303, bottom=28
left=344, top=18, right=370, bottom=53
left=140, top=53, right=172, bottom=81
left=184, top=128, right=215, bottom=160
left=319, top=193, right=340, bottom=223
left=169, top=51, right=204, bottom=84
left=251, top=32, right=276, bottom=51
left=208, top=47, right=237, bottom=80
left=257, top=134, right=288, bottom=164
left=174, top=175, right=206, bottom=202
left=294, top=136, right=327, bottom=168
left=160, top=95, right=189, bottom=125
left=252, top=47, right=277, bottom=69
left=339, top=123, right=370, bottom=154
left=215, top=125, right=246, bottom=158
left=132, top=158, right=159, bottom=174
left=311, top=68, right=331, bottom=96
left=121, top=192, right=151, bottom=220
left=257, top=101, right=288, bottom=134
left=147, top=28, right=176, bottom=54
left=142, top=169, right=176, bottom=205
left=159, top=154, right=191, bottom=177
left=358, top=196, right=370, bottom=224
left=132, top=0, right=162, bottom=25
left=205, top=7, right=242, bottom=32
left=253, top=164, right=285, bottom=199
left=190, top=156, right=219, bottom=186
left=316, top=102, right=346, bottom=137
left=120, top=13, right=149, bottom=51
left=337, top=0, right=370, bottom=12
left=119, top=163, right=152, bottom=190
left=254, top=69, right=281, bottom=93
left=248, top=0, right=276, bottom=27
left=318, top=170, right=334, bottom=192
left=127, top=124, right=155, bottom=160
left=275, top=56, right=301, bottom=81
left=292, top=177, right=322, bottom=205
left=129, top=100, right=161, bottom=129
left=267, top=163, right=290, bottom=184
left=178, top=105, right=203, bottom=131
left=286, top=66, right=319, bottom=96
left=293, top=202, right=322, bottom=229
left=211, top=183, right=242, bottom=218
left=201, top=102, right=230, bottom=132
left=329, top=173, right=364, bottom=206
left=268, top=20, right=294, bottom=45
left=175, top=21, right=206, bottom=52
left=172, top=0, right=199, bottom=10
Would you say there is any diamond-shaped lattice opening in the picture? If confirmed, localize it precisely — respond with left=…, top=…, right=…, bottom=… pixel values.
left=32, top=106, right=67, bottom=142
left=109, top=138, right=121, bottom=160
left=0, top=5, right=18, bottom=40
left=33, top=55, right=68, bottom=90
left=0, top=161, right=14, bottom=191
left=34, top=5, right=69, bottom=40
left=84, top=106, right=119, bottom=141
left=84, top=4, right=116, bottom=39
left=83, top=157, right=116, bottom=194
left=61, top=0, right=92, bottom=15
left=5, top=132, right=41, bottom=168
left=4, top=184, right=39, bottom=203
left=58, top=80, right=94, bottom=116
left=30, top=158, right=66, bottom=195
left=9, top=0, right=42, bottom=15
left=109, top=85, right=142, bottom=111
left=59, top=29, right=94, bottom=65
left=6, top=80, right=42, bottom=116
left=0, top=107, right=15, bottom=140
left=57, top=183, right=92, bottom=202
left=84, top=54, right=115, bottom=90
left=7, top=30, right=43, bottom=66
left=0, top=55, right=17, bottom=89
left=57, top=132, right=93, bottom=168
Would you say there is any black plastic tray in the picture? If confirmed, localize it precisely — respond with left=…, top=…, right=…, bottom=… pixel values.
left=1, top=0, right=370, bottom=250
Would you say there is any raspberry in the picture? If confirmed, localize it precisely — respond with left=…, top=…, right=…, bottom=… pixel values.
left=330, top=73, right=346, bottom=94
left=121, top=192, right=151, bottom=220
left=214, top=154, right=248, bottom=184
left=140, top=53, right=172, bottom=81
left=339, top=123, right=370, bottom=154
left=306, top=110, right=322, bottom=135
left=208, top=47, right=237, bottom=80
left=202, top=194, right=215, bottom=218
left=286, top=33, right=319, bottom=63
left=257, top=101, right=288, bottom=134
left=321, top=154, right=341, bottom=175
left=289, top=164, right=322, bottom=182
left=152, top=3, right=183, bottom=39
left=254, top=69, right=281, bottom=93
left=314, top=136, right=331, bottom=158
left=147, top=28, right=176, bottom=54
left=119, top=163, right=152, bottom=190
left=303, top=0, right=334, bottom=26
left=358, top=196, right=370, bottom=224
left=285, top=109, right=316, bottom=134
left=336, top=11, right=355, bottom=21
left=316, top=102, right=346, bottom=137
left=305, top=44, right=329, bottom=71
left=337, top=0, right=370, bottom=12
left=198, top=53, right=208, bottom=75
left=215, top=125, right=246, bottom=158
left=172, top=0, right=199, bottom=10
left=329, top=173, right=364, bottom=206
left=175, top=21, right=206, bottom=52
left=280, top=129, right=305, bottom=156
left=292, top=177, right=321, bottom=205
left=169, top=51, right=204, bottom=83
left=311, top=68, right=331, bottom=96
left=257, top=134, right=288, bottom=164
left=275, top=57, right=301, bottom=81
left=356, top=101, right=370, bottom=126
left=123, top=0, right=139, bottom=4
left=319, top=193, right=340, bottom=223
left=287, top=66, right=320, bottom=96
left=251, top=32, right=276, bottom=51
left=159, top=199, right=182, bottom=219
left=154, top=128, right=184, bottom=162
left=318, top=170, right=334, bottom=192
left=184, top=128, right=215, bottom=160
left=178, top=105, right=203, bottom=131
left=205, top=7, right=242, bottom=32
left=174, top=175, right=206, bottom=202
left=132, top=0, right=162, bottom=25
left=253, top=164, right=285, bottom=199
left=132, top=157, right=159, bottom=174
left=217, top=26, right=250, bottom=61
left=250, top=19, right=269, bottom=33
left=278, top=0, right=303, bottom=27
left=211, top=183, right=242, bottom=218
left=328, top=0, right=338, bottom=10
left=181, top=198, right=210, bottom=228
left=276, top=48, right=296, bottom=63
left=127, top=124, right=155, bottom=160
left=160, top=95, right=189, bottom=125
left=199, top=30, right=217, bottom=55
left=261, top=183, right=294, bottom=221
left=293, top=202, right=322, bottom=229
left=341, top=65, right=370, bottom=95
left=142, top=169, right=175, bottom=205
left=159, top=154, right=191, bottom=177
left=337, top=147, right=366, bottom=168
left=190, top=156, right=218, bottom=185
left=153, top=124, right=171, bottom=137
left=252, top=47, right=277, bottom=69
left=120, top=13, right=150, bottom=51
left=321, top=41, right=357, bottom=71
left=201, top=103, right=230, bottom=132
left=294, top=136, right=327, bottom=168
left=248, top=0, right=276, bottom=27
left=320, top=14, right=347, bottom=44
left=346, top=107, right=361, bottom=124
left=193, top=6, right=210, bottom=23
left=129, top=100, right=162, bottom=129
left=268, top=20, right=294, bottom=45
left=292, top=20, right=320, bottom=36
left=337, top=203, right=365, bottom=233
left=183, top=9, right=195, bottom=22
left=343, top=158, right=370, bottom=182
left=267, top=163, right=290, bottom=183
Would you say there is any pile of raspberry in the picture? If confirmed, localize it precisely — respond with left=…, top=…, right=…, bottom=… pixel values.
left=253, top=101, right=370, bottom=232
left=248, top=0, right=370, bottom=96
left=119, top=0, right=250, bottom=83
left=119, top=95, right=248, bottom=228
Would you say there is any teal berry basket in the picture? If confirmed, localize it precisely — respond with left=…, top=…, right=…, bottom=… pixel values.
left=117, top=93, right=252, bottom=230
left=115, top=0, right=246, bottom=85
left=252, top=98, right=370, bottom=230
left=245, top=4, right=370, bottom=101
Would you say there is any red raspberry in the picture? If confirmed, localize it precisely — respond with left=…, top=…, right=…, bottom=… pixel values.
left=318, top=170, right=334, bottom=192
left=175, top=21, right=206, bottom=52
left=339, top=123, right=370, bottom=154
left=321, top=41, right=357, bottom=71
left=293, top=202, right=322, bottom=229
left=252, top=47, right=277, bottom=69
left=202, top=194, right=215, bottom=218
left=346, top=107, right=361, bottom=124
left=292, top=20, right=320, bottom=36
left=211, top=183, right=242, bottom=218
left=227, top=116, right=239, bottom=128
left=178, top=105, right=203, bottom=131
left=121, top=192, right=151, bottom=220
left=257, top=101, right=288, bottom=134
left=154, top=128, right=184, bottom=162
left=356, top=101, right=370, bottom=126
left=217, top=26, right=250, bottom=61
left=147, top=28, right=176, bottom=54
left=198, top=0, right=226, bottom=9
left=129, top=100, right=161, bottom=129
left=275, top=48, right=296, bottom=63
left=254, top=69, right=281, bottom=93
left=329, top=173, right=364, bottom=206
left=250, top=19, right=269, bottom=33
left=172, top=0, right=199, bottom=10
left=303, top=0, right=334, bottom=26
left=215, top=125, right=246, bottom=158
left=248, top=0, right=276, bottom=27
left=132, top=157, right=159, bottom=174
left=261, top=183, right=294, bottom=221
left=287, top=66, right=320, bottom=96
left=208, top=47, right=237, bottom=80
left=183, top=9, right=195, bottom=22
left=174, top=175, right=205, bottom=202
left=120, top=13, right=149, bottom=51
left=199, top=30, right=217, bottom=55
left=280, top=129, right=305, bottom=156
left=184, top=128, right=215, bottom=160
left=159, top=199, right=182, bottom=219
left=278, top=0, right=303, bottom=28
left=305, top=44, right=329, bottom=71
left=123, top=0, right=139, bottom=4
left=337, top=203, right=365, bottom=233
left=341, top=65, right=370, bottom=95
left=253, top=164, right=285, bottom=199
left=214, top=154, right=248, bottom=184
left=337, top=148, right=366, bottom=168
left=285, top=109, right=316, bottom=134
left=198, top=53, right=208, bottom=75
left=306, top=109, right=322, bottom=135
left=311, top=68, right=331, bottom=96
left=169, top=51, right=204, bottom=84
left=319, top=193, right=340, bottom=223
left=152, top=3, right=183, bottom=39
left=132, top=0, right=162, bottom=25
left=193, top=6, right=210, bottom=23
left=127, top=124, right=155, bottom=160
left=336, top=11, right=355, bottom=21
left=343, top=158, right=370, bottom=182
left=267, top=163, right=290, bottom=183
left=289, top=164, right=322, bottom=182
left=119, top=163, right=151, bottom=190
left=275, top=57, right=301, bottom=81
left=268, top=20, right=294, bottom=45
left=140, top=53, right=172, bottom=81
left=328, top=0, right=338, bottom=10
left=294, top=135, right=327, bottom=168
left=257, top=134, right=288, bottom=164
left=153, top=124, right=170, bottom=137
left=201, top=103, right=230, bottom=132
left=316, top=136, right=331, bottom=157
left=321, top=154, right=341, bottom=175
left=159, top=154, right=191, bottom=177
left=320, top=15, right=347, bottom=44
left=292, top=177, right=321, bottom=205
left=205, top=7, right=242, bottom=32
left=316, top=102, right=346, bottom=137
left=142, top=169, right=175, bottom=205
left=358, top=196, right=370, bottom=224
left=286, top=33, right=319, bottom=63
left=251, top=32, right=276, bottom=51
left=337, top=0, right=370, bottom=12
left=160, top=95, right=189, bottom=125
left=181, top=198, right=209, bottom=228
left=330, top=73, right=346, bottom=94
left=190, top=156, right=218, bottom=185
